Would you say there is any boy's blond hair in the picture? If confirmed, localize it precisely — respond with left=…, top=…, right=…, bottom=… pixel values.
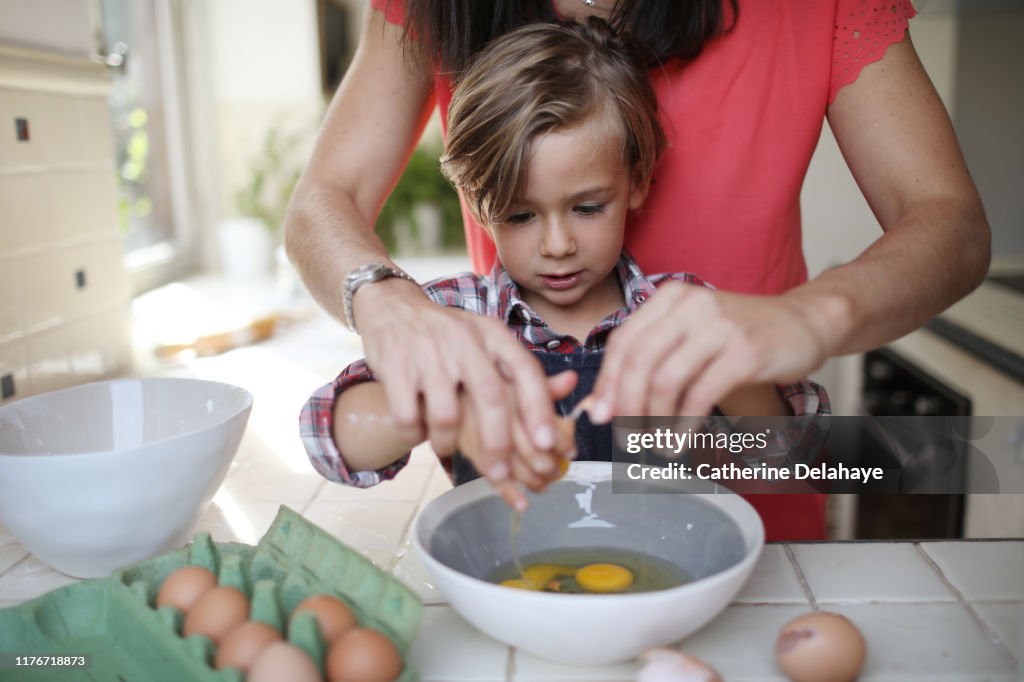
left=441, top=18, right=666, bottom=226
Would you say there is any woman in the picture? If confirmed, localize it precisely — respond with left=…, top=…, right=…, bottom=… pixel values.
left=284, top=0, right=989, bottom=539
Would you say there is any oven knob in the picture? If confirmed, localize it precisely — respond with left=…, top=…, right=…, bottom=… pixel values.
left=891, top=390, right=914, bottom=413
left=914, top=396, right=942, bottom=416
left=868, top=360, right=894, bottom=381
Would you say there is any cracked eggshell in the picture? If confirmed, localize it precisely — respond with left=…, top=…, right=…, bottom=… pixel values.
left=637, top=648, right=722, bottom=682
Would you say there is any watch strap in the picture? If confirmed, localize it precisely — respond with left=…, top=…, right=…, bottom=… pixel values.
left=343, top=263, right=417, bottom=334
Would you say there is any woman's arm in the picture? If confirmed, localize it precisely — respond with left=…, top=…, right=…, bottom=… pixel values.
left=284, top=8, right=563, bottom=476
left=590, top=31, right=989, bottom=421
left=814, top=31, right=990, bottom=352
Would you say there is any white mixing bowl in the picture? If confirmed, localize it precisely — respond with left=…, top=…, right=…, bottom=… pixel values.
left=0, top=377, right=252, bottom=578
left=413, top=461, right=764, bottom=664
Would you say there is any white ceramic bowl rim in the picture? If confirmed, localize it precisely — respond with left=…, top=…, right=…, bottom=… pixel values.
left=0, top=377, right=253, bottom=459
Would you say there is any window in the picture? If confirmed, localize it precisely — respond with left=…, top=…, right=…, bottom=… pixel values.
left=95, top=0, right=196, bottom=288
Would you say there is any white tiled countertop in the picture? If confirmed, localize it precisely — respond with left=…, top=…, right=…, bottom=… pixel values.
left=1, top=448, right=1021, bottom=682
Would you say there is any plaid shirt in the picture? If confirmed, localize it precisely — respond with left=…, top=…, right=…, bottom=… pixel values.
left=300, top=253, right=831, bottom=487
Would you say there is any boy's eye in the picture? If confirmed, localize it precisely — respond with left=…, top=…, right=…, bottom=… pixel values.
left=575, top=204, right=606, bottom=216
left=505, top=212, right=534, bottom=224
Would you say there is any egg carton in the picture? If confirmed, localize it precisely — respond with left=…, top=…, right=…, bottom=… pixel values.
left=0, top=505, right=422, bottom=681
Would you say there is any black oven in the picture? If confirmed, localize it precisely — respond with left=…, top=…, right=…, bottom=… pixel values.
left=853, top=347, right=973, bottom=539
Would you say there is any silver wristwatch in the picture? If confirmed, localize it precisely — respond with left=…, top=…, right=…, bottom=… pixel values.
left=342, top=263, right=417, bottom=334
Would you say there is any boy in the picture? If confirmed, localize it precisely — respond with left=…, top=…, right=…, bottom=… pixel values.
left=300, top=18, right=829, bottom=509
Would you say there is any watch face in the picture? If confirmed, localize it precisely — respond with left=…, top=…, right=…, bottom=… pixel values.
left=350, top=263, right=376, bottom=280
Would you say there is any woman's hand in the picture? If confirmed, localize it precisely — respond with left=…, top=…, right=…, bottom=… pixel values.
left=356, top=280, right=572, bottom=488
left=455, top=370, right=579, bottom=511
left=589, top=282, right=840, bottom=421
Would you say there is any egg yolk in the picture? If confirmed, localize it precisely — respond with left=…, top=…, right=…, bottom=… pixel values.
left=576, top=563, right=634, bottom=593
left=522, top=564, right=575, bottom=589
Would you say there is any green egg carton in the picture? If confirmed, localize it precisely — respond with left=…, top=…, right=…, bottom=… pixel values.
left=0, top=505, right=422, bottom=681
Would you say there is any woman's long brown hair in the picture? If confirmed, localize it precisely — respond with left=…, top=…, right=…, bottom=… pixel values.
left=394, top=0, right=738, bottom=73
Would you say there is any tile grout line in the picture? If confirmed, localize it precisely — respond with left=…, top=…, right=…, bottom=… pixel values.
left=0, top=553, right=31, bottom=585
left=297, top=480, right=327, bottom=515
left=913, top=542, right=1019, bottom=670
left=505, top=647, right=516, bottom=682
left=782, top=544, right=818, bottom=611
left=389, top=462, right=442, bottom=576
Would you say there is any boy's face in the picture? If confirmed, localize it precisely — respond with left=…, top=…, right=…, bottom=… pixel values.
left=489, top=115, right=648, bottom=319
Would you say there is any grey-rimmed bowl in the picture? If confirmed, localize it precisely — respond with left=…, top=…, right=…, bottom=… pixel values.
left=412, top=461, right=764, bottom=664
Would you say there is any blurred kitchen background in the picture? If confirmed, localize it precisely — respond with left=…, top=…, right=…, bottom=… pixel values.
left=0, top=0, right=1021, bottom=540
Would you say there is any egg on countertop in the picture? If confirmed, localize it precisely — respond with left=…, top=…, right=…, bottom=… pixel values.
left=182, top=585, right=250, bottom=644
left=155, top=565, right=217, bottom=612
left=326, top=627, right=403, bottom=682
left=776, top=611, right=867, bottom=682
left=291, top=594, right=357, bottom=645
left=214, top=620, right=283, bottom=671
left=249, top=641, right=322, bottom=682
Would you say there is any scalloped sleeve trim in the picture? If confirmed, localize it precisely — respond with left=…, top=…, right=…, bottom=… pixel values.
left=829, top=0, right=917, bottom=104
left=370, top=0, right=405, bottom=26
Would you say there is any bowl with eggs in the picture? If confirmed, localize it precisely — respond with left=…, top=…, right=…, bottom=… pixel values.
left=413, top=461, right=764, bottom=665
left=0, top=377, right=252, bottom=578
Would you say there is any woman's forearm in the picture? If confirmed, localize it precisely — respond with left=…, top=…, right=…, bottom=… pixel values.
left=811, top=32, right=991, bottom=357
left=283, top=5, right=434, bottom=323
left=332, top=382, right=423, bottom=472
left=786, top=194, right=990, bottom=358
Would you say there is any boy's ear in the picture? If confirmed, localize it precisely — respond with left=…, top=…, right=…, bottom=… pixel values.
left=628, top=171, right=651, bottom=211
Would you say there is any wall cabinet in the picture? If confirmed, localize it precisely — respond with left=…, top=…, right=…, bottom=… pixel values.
left=0, top=47, right=131, bottom=405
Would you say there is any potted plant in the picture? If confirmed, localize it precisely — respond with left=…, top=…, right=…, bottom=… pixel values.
left=376, top=142, right=464, bottom=254
left=218, top=126, right=305, bottom=280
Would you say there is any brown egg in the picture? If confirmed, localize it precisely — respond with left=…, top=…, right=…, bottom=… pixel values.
left=326, top=627, right=403, bottom=682
left=249, top=642, right=321, bottom=682
left=776, top=611, right=866, bottom=682
left=214, top=621, right=283, bottom=671
left=183, top=586, right=250, bottom=644
left=291, top=594, right=357, bottom=645
left=156, top=565, right=217, bottom=612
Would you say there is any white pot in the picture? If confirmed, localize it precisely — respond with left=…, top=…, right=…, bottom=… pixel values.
left=217, top=217, right=274, bottom=280
left=413, top=201, right=443, bottom=253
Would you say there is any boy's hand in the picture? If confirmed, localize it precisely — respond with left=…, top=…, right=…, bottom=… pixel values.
left=456, top=370, right=578, bottom=511
left=590, top=283, right=831, bottom=422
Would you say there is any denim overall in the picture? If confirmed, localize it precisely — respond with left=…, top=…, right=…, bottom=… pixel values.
left=451, top=349, right=611, bottom=484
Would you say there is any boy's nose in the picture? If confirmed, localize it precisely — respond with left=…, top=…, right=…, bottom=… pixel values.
left=540, top=219, right=576, bottom=257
